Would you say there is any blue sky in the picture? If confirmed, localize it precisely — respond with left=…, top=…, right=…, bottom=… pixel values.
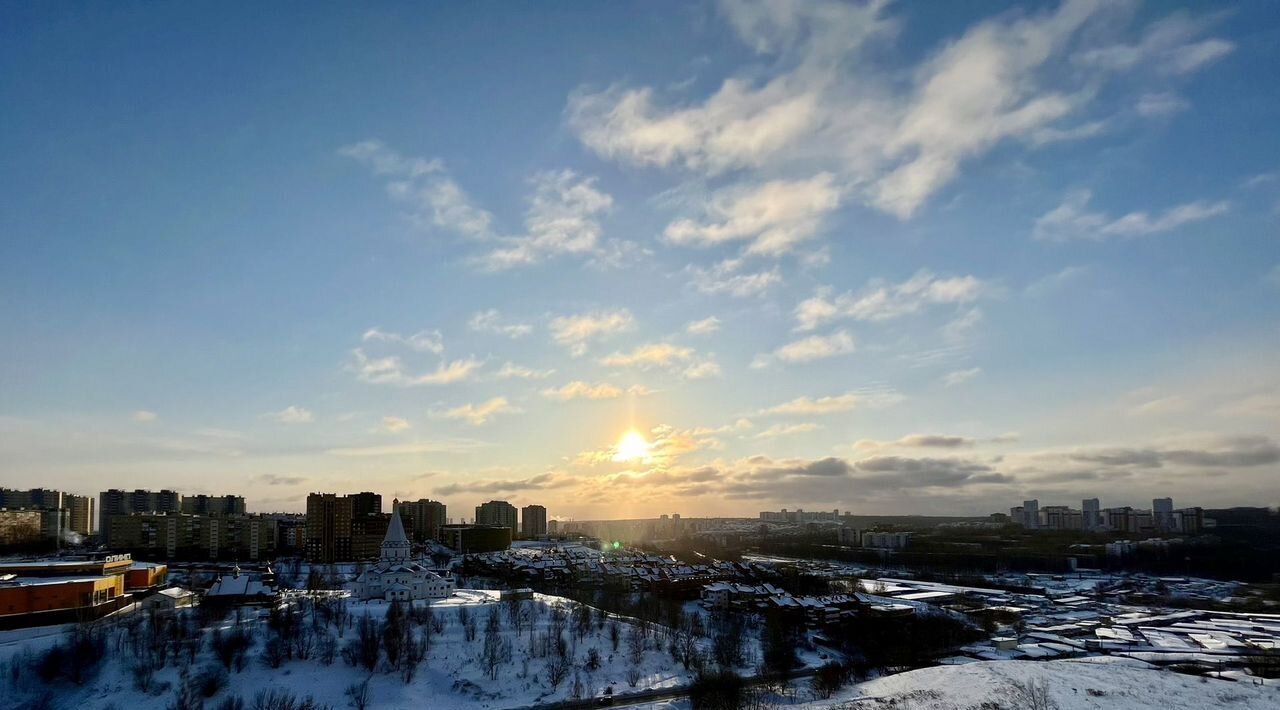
left=2, top=0, right=1278, bottom=520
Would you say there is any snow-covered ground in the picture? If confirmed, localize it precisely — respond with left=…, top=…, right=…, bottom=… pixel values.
left=0, top=590, right=718, bottom=709
left=640, top=658, right=1278, bottom=710
left=825, top=658, right=1277, bottom=710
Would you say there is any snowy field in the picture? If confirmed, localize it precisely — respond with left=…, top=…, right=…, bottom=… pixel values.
left=0, top=590, right=718, bottom=709
left=638, top=658, right=1279, bottom=710
left=821, top=658, right=1278, bottom=710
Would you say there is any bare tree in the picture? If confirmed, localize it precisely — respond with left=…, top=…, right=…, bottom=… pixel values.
left=627, top=626, right=645, bottom=665
left=1008, top=678, right=1057, bottom=710
left=345, top=679, right=371, bottom=710
left=480, top=607, right=505, bottom=681
left=547, top=654, right=570, bottom=690
left=383, top=603, right=405, bottom=671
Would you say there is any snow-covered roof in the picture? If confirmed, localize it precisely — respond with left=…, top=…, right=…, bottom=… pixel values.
left=207, top=572, right=273, bottom=597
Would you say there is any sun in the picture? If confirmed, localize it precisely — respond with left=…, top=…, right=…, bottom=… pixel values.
left=612, top=429, right=652, bottom=463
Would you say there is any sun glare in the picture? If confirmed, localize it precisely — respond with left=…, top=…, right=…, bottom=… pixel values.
left=612, top=429, right=652, bottom=463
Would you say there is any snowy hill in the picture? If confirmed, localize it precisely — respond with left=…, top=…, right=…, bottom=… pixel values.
left=0, top=590, right=714, bottom=709
left=801, top=658, right=1278, bottom=710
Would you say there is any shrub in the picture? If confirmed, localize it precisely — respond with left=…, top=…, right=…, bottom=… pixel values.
left=196, top=665, right=228, bottom=698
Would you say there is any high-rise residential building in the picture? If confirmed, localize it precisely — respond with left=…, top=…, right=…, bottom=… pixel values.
left=521, top=504, right=547, bottom=538
left=98, top=489, right=180, bottom=543
left=351, top=513, right=391, bottom=559
left=109, top=513, right=276, bottom=560
left=440, top=524, right=511, bottom=553
left=1082, top=498, right=1101, bottom=531
left=1152, top=497, right=1175, bottom=531
left=349, top=492, right=382, bottom=517
left=1022, top=499, right=1040, bottom=529
left=181, top=494, right=246, bottom=516
left=475, top=500, right=518, bottom=537
left=393, top=498, right=447, bottom=542
left=1039, top=505, right=1080, bottom=530
left=0, top=488, right=64, bottom=510
left=66, top=494, right=94, bottom=537
left=1173, top=506, right=1204, bottom=535
left=261, top=513, right=307, bottom=554
left=0, top=488, right=94, bottom=538
left=306, top=493, right=353, bottom=563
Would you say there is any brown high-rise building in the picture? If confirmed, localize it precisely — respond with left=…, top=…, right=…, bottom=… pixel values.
left=66, top=495, right=94, bottom=537
left=349, top=492, right=382, bottom=517
left=351, top=513, right=391, bottom=559
left=181, top=494, right=246, bottom=516
left=305, top=493, right=353, bottom=563
left=475, top=500, right=518, bottom=538
left=393, top=498, right=447, bottom=542
left=521, top=504, right=547, bottom=538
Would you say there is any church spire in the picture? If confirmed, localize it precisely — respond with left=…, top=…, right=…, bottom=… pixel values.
left=382, top=505, right=411, bottom=561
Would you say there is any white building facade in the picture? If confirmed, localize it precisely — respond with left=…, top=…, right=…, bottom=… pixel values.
left=353, top=506, right=455, bottom=602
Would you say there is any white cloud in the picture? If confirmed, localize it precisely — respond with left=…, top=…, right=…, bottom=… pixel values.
left=350, top=349, right=482, bottom=387
left=569, top=2, right=1232, bottom=221
left=854, top=434, right=977, bottom=451
left=688, top=259, right=781, bottom=298
left=131, top=410, right=158, bottom=423
left=1128, top=395, right=1190, bottom=417
left=943, top=308, right=984, bottom=343
left=1033, top=189, right=1229, bottom=242
left=382, top=416, right=411, bottom=433
left=663, top=174, right=841, bottom=256
left=755, top=422, right=821, bottom=439
left=345, top=142, right=627, bottom=270
left=549, top=309, right=635, bottom=356
left=339, top=140, right=443, bottom=177
left=541, top=381, right=652, bottom=401
left=436, top=397, right=520, bottom=426
left=1028, top=120, right=1108, bottom=146
left=1136, top=92, right=1189, bottom=118
left=341, top=140, right=494, bottom=239
left=567, top=1, right=891, bottom=175
left=478, top=170, right=614, bottom=270
left=468, top=310, right=533, bottom=338
left=362, top=327, right=444, bottom=354
left=759, top=392, right=859, bottom=416
left=266, top=406, right=314, bottom=424
left=494, top=362, right=555, bottom=380
left=682, top=359, right=723, bottom=381
left=764, top=330, right=855, bottom=365
left=871, top=1, right=1105, bottom=218
left=685, top=316, right=722, bottom=335
left=410, top=359, right=484, bottom=385
left=1074, top=12, right=1234, bottom=76
left=600, top=343, right=695, bottom=370
left=326, top=439, right=487, bottom=457
left=943, top=367, right=982, bottom=387
left=795, top=271, right=986, bottom=330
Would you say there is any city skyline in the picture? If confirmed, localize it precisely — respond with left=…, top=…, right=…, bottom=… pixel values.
left=3, top=1, right=1280, bottom=519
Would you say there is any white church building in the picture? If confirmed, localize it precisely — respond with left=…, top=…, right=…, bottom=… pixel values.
left=353, top=505, right=455, bottom=602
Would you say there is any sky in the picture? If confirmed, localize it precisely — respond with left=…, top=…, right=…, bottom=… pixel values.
left=2, top=0, right=1279, bottom=521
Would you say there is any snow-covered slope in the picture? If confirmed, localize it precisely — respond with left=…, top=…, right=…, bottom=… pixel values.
left=1, top=591, right=711, bottom=709
left=811, top=659, right=1278, bottom=710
